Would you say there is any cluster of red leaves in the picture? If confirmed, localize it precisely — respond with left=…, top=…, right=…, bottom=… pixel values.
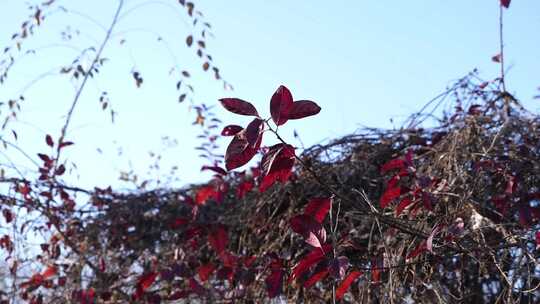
left=220, top=85, right=319, bottom=178
left=287, top=197, right=363, bottom=298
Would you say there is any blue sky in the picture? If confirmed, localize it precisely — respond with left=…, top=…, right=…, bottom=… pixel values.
left=0, top=0, right=538, bottom=189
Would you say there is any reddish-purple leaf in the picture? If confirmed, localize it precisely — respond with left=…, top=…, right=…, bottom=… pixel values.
left=290, top=214, right=327, bottom=248
left=236, top=180, right=253, bottom=199
left=380, top=186, right=401, bottom=208
left=535, top=231, right=540, bottom=249
left=37, top=153, right=50, bottom=162
left=329, top=256, right=349, bottom=279
left=208, top=225, right=228, bottom=254
left=45, top=134, right=54, bottom=147
left=259, top=144, right=295, bottom=192
left=221, top=125, right=243, bottom=136
left=288, top=100, right=321, bottom=120
left=59, top=141, right=74, bottom=149
left=189, top=278, right=206, bottom=296
left=395, top=197, right=413, bottom=216
left=225, top=130, right=261, bottom=171
left=265, top=269, right=283, bottom=298
left=245, top=118, right=264, bottom=148
left=303, top=269, right=329, bottom=288
left=381, top=158, right=405, bottom=173
left=270, top=85, right=293, bottom=126
left=289, top=245, right=332, bottom=283
left=304, top=197, right=332, bottom=224
left=55, top=164, right=66, bottom=176
left=500, top=0, right=511, bottom=8
left=201, top=165, right=227, bottom=176
left=198, top=263, right=216, bottom=282
left=2, top=209, right=13, bottom=223
left=336, top=270, right=362, bottom=300
left=219, top=98, right=259, bottom=116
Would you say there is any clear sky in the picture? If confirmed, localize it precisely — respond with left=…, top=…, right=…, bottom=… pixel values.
left=0, top=0, right=538, bottom=190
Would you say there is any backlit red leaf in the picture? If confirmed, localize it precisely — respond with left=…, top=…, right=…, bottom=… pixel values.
left=245, top=118, right=264, bottom=147
left=208, top=225, right=228, bottom=254
left=290, top=214, right=326, bottom=248
left=304, top=197, right=331, bottom=224
left=289, top=244, right=332, bottom=283
left=336, top=270, right=362, bottom=300
left=303, top=269, right=329, bottom=288
left=225, top=130, right=261, bottom=171
left=270, top=85, right=293, bottom=126
left=288, top=100, right=321, bottom=120
left=381, top=158, right=405, bottom=173
left=221, top=125, right=243, bottom=136
left=259, top=144, right=295, bottom=192
left=395, top=197, right=413, bottom=216
left=42, top=266, right=57, bottom=279
left=195, top=185, right=216, bottom=205
left=198, top=263, right=216, bottom=282
left=380, top=186, right=401, bottom=208
left=500, top=0, right=511, bottom=8
left=219, top=98, right=259, bottom=116
left=138, top=272, right=158, bottom=291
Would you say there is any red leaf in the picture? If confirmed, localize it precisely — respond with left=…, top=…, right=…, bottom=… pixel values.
left=500, top=0, right=511, bottom=8
left=41, top=266, right=57, bottom=279
left=245, top=118, right=264, bottom=147
left=336, top=270, right=362, bottom=300
left=195, top=185, right=216, bottom=205
left=45, top=134, right=54, bottom=147
left=270, top=85, right=293, bottom=126
left=189, top=278, right=206, bottom=296
left=137, top=272, right=158, bottom=292
left=406, top=241, right=427, bottom=261
left=201, top=165, right=227, bottom=176
left=289, top=244, right=332, bottom=283
left=535, top=231, right=540, bottom=249
left=395, top=197, right=413, bottom=216
left=208, top=225, right=228, bottom=254
left=225, top=130, right=261, bottom=171
left=303, top=269, right=329, bottom=288
left=259, top=144, right=295, bottom=192
left=219, top=98, right=259, bottom=116
left=380, top=186, right=401, bottom=208
left=55, top=164, right=66, bottom=176
left=2, top=209, right=13, bottom=223
left=381, top=158, right=405, bottom=173
left=492, top=53, right=501, bottom=63
left=198, top=263, right=216, bottom=282
left=290, top=214, right=326, bottom=248
left=304, top=197, right=332, bottom=224
left=59, top=141, right=74, bottom=149
left=221, top=125, right=243, bottom=136
left=287, top=100, right=321, bottom=120
left=265, top=269, right=283, bottom=298
left=236, top=180, right=253, bottom=199
left=37, top=153, right=50, bottom=162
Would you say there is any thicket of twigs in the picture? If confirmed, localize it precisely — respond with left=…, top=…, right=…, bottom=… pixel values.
left=14, top=73, right=535, bottom=303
